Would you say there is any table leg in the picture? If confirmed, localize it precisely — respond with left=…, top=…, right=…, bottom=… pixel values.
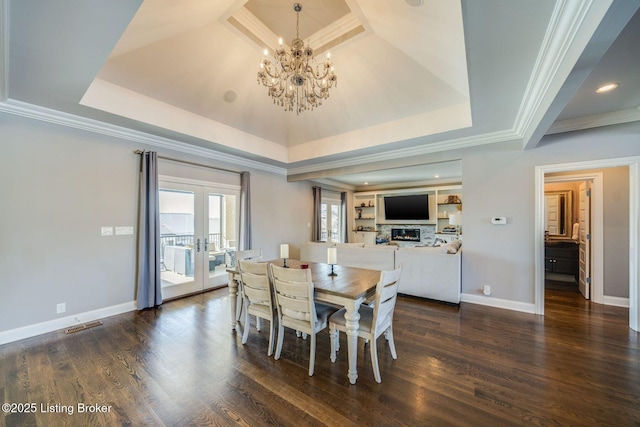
left=228, top=272, right=239, bottom=331
left=343, top=301, right=361, bottom=384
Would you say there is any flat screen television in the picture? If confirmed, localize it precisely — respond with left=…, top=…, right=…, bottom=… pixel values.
left=384, top=194, right=429, bottom=220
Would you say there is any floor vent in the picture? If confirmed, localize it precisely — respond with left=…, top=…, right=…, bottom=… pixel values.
left=65, top=320, right=103, bottom=334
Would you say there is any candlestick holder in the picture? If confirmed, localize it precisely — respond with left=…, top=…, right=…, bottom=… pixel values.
left=327, top=247, right=338, bottom=276
left=328, top=264, right=337, bottom=277
left=280, top=243, right=290, bottom=268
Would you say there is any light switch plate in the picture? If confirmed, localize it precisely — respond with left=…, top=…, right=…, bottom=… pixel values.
left=101, top=226, right=114, bottom=236
left=491, top=217, right=507, bottom=225
left=115, top=226, right=134, bottom=235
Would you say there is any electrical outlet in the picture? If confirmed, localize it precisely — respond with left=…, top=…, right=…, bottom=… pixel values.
left=483, top=285, right=491, bottom=296
left=57, top=303, right=66, bottom=314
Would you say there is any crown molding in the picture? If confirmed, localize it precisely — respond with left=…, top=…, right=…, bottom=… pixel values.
left=514, top=0, right=608, bottom=146
left=0, top=97, right=522, bottom=180
left=0, top=0, right=8, bottom=102
left=546, top=107, right=640, bottom=135
left=286, top=128, right=520, bottom=176
left=0, top=99, right=287, bottom=176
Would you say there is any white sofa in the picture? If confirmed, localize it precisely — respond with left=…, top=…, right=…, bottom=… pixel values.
left=298, top=241, right=461, bottom=304
left=337, top=244, right=396, bottom=271
left=300, top=242, right=396, bottom=271
left=395, top=246, right=461, bottom=304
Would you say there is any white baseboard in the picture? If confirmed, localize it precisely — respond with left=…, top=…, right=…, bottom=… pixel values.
left=461, top=293, right=537, bottom=314
left=603, top=295, right=629, bottom=308
left=461, top=293, right=630, bottom=313
left=0, top=301, right=136, bottom=345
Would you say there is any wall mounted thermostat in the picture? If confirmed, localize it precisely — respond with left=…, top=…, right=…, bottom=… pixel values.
left=491, top=217, right=507, bottom=225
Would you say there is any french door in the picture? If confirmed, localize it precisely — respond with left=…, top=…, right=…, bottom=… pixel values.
left=159, top=178, right=239, bottom=299
left=321, top=197, right=342, bottom=243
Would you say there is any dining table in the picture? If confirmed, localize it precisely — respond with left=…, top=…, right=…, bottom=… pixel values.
left=227, top=258, right=381, bottom=384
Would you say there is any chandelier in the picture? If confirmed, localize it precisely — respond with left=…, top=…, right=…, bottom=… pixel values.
left=257, top=3, right=337, bottom=115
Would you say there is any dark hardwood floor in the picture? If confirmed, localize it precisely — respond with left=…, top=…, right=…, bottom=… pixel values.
left=1, top=286, right=639, bottom=426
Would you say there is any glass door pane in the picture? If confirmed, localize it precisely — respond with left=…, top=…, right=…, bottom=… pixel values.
left=159, top=187, right=201, bottom=299
left=330, top=204, right=341, bottom=242
left=205, top=192, right=238, bottom=288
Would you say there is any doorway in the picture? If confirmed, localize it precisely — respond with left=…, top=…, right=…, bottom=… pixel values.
left=159, top=178, right=239, bottom=300
left=544, top=175, right=601, bottom=302
left=534, top=157, right=640, bottom=331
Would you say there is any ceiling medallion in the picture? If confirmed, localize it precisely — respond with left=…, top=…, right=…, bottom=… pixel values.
left=257, top=3, right=337, bottom=115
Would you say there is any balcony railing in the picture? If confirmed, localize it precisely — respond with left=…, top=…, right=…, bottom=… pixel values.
left=160, top=233, right=222, bottom=252
left=319, top=231, right=341, bottom=242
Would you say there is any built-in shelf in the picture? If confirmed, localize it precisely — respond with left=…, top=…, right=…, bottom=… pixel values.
left=352, top=186, right=462, bottom=245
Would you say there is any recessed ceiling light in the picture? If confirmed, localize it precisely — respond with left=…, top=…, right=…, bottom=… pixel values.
left=596, top=83, right=619, bottom=93
left=434, top=174, right=440, bottom=178
left=405, top=0, right=424, bottom=6
left=364, top=182, right=369, bottom=185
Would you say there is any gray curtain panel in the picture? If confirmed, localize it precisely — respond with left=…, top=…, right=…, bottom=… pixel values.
left=239, top=171, right=252, bottom=250
left=341, top=191, right=348, bottom=243
left=312, top=186, right=322, bottom=241
left=136, top=151, right=162, bottom=310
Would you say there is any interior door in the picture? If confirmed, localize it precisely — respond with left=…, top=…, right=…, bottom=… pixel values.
left=159, top=180, right=239, bottom=299
left=545, top=194, right=560, bottom=235
left=578, top=181, right=591, bottom=299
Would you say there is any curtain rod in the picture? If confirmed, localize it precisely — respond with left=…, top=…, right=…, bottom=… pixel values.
left=135, top=150, right=241, bottom=175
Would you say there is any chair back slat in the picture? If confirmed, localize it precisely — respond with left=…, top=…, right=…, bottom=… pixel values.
left=239, top=259, right=267, bottom=275
left=242, top=280, right=271, bottom=305
left=270, top=265, right=311, bottom=282
left=273, top=280, right=310, bottom=299
left=236, top=248, right=263, bottom=262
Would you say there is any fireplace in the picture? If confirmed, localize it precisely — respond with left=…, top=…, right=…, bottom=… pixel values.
left=391, top=228, right=421, bottom=242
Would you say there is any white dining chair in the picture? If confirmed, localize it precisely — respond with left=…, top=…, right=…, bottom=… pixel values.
left=235, top=249, right=263, bottom=321
left=329, top=266, right=403, bottom=383
left=238, top=259, right=276, bottom=356
left=270, top=264, right=338, bottom=376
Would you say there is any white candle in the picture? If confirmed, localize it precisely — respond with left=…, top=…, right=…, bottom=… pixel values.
left=327, top=247, right=337, bottom=265
left=280, top=243, right=289, bottom=259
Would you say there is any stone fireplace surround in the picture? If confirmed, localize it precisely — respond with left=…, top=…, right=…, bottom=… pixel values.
left=377, top=224, right=436, bottom=247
